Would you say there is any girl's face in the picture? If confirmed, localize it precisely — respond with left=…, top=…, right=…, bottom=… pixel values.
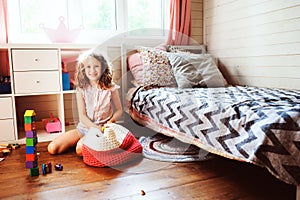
left=82, top=56, right=102, bottom=85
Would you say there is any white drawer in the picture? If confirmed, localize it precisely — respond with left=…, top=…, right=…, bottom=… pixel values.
left=12, top=49, right=59, bottom=71
left=0, top=97, right=13, bottom=119
left=0, top=119, right=15, bottom=142
left=14, top=71, right=60, bottom=94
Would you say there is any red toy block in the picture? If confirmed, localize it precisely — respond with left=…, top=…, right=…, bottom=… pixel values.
left=26, top=153, right=37, bottom=162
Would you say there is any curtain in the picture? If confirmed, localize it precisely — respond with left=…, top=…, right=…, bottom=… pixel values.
left=0, top=0, right=8, bottom=44
left=167, top=0, right=191, bottom=45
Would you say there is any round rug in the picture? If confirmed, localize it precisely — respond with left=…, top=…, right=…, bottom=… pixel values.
left=139, top=134, right=214, bottom=162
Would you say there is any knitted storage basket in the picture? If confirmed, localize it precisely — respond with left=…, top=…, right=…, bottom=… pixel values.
left=82, top=123, right=142, bottom=167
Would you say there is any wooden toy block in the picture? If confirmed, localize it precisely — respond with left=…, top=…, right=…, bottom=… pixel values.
left=0, top=143, right=10, bottom=148
left=26, top=153, right=37, bottom=162
left=24, top=115, right=36, bottom=124
left=26, top=137, right=38, bottom=146
left=24, top=110, right=36, bottom=117
left=1, top=148, right=10, bottom=155
left=47, top=162, right=52, bottom=173
left=42, top=164, right=48, bottom=175
left=26, top=130, right=37, bottom=138
left=29, top=167, right=39, bottom=176
left=42, top=162, right=52, bottom=174
left=24, top=122, right=36, bottom=131
left=11, top=143, right=20, bottom=149
left=26, top=146, right=36, bottom=154
left=26, top=160, right=38, bottom=168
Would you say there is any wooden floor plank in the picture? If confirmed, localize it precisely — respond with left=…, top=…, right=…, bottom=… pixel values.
left=0, top=142, right=296, bottom=200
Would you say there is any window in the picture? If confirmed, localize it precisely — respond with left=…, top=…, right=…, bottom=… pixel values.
left=7, top=0, right=170, bottom=44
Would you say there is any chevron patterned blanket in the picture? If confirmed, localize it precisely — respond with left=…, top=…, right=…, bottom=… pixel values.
left=129, top=86, right=300, bottom=185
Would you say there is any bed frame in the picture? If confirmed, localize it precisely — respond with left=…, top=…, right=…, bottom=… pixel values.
left=120, top=43, right=300, bottom=200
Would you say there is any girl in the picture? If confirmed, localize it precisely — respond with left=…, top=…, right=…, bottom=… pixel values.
left=48, top=50, right=123, bottom=155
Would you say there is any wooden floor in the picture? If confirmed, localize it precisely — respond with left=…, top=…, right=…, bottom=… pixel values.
left=0, top=142, right=296, bottom=200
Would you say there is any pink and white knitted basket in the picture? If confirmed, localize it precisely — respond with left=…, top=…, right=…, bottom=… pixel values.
left=82, top=124, right=142, bottom=167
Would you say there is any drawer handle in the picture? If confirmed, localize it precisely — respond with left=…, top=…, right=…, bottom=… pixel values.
left=36, top=80, right=40, bottom=84
left=34, top=58, right=39, bottom=62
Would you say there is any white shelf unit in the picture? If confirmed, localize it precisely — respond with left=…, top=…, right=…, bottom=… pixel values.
left=0, top=44, right=95, bottom=143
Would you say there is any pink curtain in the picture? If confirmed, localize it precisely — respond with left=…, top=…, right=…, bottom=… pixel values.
left=0, top=0, right=8, bottom=44
left=167, top=0, right=191, bottom=45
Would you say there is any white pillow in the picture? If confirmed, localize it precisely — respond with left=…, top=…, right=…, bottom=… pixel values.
left=166, top=53, right=228, bottom=88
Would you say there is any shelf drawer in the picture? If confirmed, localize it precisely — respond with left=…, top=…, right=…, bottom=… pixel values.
left=14, top=71, right=60, bottom=94
left=12, top=49, right=59, bottom=71
left=0, top=119, right=15, bottom=142
left=0, top=97, right=13, bottom=119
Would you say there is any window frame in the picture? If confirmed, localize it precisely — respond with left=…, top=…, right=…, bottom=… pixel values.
left=7, top=0, right=170, bottom=44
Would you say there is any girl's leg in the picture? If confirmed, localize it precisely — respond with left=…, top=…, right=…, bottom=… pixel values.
left=48, top=129, right=82, bottom=154
left=76, top=138, right=84, bottom=156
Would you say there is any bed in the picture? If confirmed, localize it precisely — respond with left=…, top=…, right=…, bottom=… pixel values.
left=120, top=43, right=300, bottom=190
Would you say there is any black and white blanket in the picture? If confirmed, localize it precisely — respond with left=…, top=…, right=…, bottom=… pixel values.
left=130, top=86, right=300, bottom=185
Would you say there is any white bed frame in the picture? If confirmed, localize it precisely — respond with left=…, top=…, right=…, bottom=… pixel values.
left=120, top=43, right=300, bottom=200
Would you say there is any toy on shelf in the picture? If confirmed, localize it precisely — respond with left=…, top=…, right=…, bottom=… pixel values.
left=42, top=113, right=62, bottom=133
left=24, top=110, right=39, bottom=176
left=62, top=61, right=71, bottom=91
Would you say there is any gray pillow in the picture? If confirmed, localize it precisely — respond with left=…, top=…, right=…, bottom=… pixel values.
left=167, top=53, right=228, bottom=88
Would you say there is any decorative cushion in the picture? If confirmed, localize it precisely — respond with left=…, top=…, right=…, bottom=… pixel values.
left=127, top=52, right=144, bottom=86
left=82, top=124, right=142, bottom=167
left=166, top=53, right=228, bottom=88
left=138, top=47, right=176, bottom=87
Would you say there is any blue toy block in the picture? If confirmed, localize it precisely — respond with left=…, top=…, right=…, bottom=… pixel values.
left=42, top=164, right=47, bottom=175
left=26, top=146, right=35, bottom=154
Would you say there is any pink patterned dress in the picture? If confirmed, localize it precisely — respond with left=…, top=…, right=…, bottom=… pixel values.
left=76, top=84, right=120, bottom=135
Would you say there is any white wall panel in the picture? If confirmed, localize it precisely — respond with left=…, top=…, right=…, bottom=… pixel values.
left=204, top=0, right=300, bottom=90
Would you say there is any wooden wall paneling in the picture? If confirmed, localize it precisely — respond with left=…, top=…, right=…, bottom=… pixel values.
left=204, top=0, right=300, bottom=90
left=191, top=0, right=204, bottom=44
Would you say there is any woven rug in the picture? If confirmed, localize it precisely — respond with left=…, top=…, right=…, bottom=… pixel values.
left=139, top=134, right=214, bottom=162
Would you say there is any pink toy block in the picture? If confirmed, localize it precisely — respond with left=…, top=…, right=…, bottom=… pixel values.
left=42, top=118, right=62, bottom=133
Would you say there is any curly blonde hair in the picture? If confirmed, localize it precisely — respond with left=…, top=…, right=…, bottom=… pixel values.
left=75, top=50, right=113, bottom=89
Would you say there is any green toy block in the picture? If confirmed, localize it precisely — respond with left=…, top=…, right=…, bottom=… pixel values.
left=29, top=167, right=39, bottom=176
left=26, top=137, right=38, bottom=146
left=24, top=116, right=36, bottom=124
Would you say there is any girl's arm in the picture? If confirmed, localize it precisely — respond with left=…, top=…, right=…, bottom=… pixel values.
left=76, top=89, right=100, bottom=129
left=108, top=89, right=123, bottom=123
